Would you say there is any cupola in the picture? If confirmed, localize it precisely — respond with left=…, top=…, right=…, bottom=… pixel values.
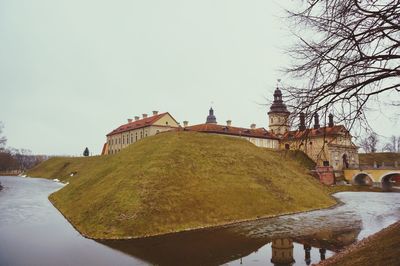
left=206, top=108, right=217, bottom=124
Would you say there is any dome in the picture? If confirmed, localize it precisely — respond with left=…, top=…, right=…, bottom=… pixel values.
left=268, top=87, right=290, bottom=115
left=206, top=108, right=217, bottom=124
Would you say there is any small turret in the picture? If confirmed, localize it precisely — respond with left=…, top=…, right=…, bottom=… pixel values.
left=328, top=113, right=334, bottom=127
left=314, top=113, right=320, bottom=129
left=299, top=112, right=306, bottom=131
left=268, top=87, right=290, bottom=136
left=206, top=108, right=217, bottom=124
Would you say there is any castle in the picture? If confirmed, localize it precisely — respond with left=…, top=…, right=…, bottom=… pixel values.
left=102, top=87, right=359, bottom=171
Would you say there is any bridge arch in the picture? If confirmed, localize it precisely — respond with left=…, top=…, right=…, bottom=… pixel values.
left=379, top=172, right=400, bottom=191
left=352, top=172, right=374, bottom=186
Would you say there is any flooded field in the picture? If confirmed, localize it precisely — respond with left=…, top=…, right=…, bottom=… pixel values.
left=1, top=176, right=399, bottom=266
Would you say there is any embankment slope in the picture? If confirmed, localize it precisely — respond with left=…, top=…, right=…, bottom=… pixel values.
left=28, top=132, right=335, bottom=239
left=318, top=220, right=400, bottom=266
left=359, top=152, right=400, bottom=165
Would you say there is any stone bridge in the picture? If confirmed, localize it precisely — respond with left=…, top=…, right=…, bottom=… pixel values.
left=344, top=165, right=400, bottom=190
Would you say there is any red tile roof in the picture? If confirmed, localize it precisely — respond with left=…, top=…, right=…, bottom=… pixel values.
left=106, top=112, right=177, bottom=136
left=182, top=123, right=279, bottom=139
left=282, top=125, right=348, bottom=140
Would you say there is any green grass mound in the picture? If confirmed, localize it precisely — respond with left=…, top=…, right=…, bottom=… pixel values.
left=28, top=132, right=335, bottom=239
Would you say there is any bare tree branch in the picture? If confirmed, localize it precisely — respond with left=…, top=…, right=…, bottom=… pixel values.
left=284, top=0, right=400, bottom=132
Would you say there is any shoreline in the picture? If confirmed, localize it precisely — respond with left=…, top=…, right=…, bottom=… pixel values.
left=316, top=219, right=400, bottom=266
left=0, top=175, right=392, bottom=241
left=50, top=187, right=344, bottom=240
left=0, top=175, right=381, bottom=240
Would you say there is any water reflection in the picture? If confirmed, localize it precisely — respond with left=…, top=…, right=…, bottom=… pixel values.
left=99, top=227, right=360, bottom=265
left=1, top=176, right=399, bottom=266
left=271, top=238, right=295, bottom=265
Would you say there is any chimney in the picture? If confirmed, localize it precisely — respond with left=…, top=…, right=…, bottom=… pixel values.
left=134, top=116, right=140, bottom=121
left=299, top=112, right=306, bottom=131
left=250, top=123, right=256, bottom=129
left=152, top=110, right=159, bottom=116
left=226, top=120, right=232, bottom=126
left=183, top=121, right=189, bottom=127
left=314, top=113, right=320, bottom=129
left=127, top=118, right=133, bottom=123
left=142, top=113, right=148, bottom=119
left=328, top=113, right=334, bottom=127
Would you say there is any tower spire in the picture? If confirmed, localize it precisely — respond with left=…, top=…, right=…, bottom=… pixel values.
left=206, top=107, right=217, bottom=124
left=268, top=82, right=290, bottom=136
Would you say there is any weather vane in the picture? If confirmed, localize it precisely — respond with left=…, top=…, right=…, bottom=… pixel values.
left=277, top=79, right=281, bottom=87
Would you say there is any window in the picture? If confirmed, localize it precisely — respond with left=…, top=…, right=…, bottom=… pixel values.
left=285, top=144, right=290, bottom=150
left=166, top=121, right=169, bottom=125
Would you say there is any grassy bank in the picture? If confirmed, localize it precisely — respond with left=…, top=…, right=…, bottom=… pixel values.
left=28, top=132, right=336, bottom=239
left=359, top=152, right=400, bottom=165
left=318, top=220, right=400, bottom=266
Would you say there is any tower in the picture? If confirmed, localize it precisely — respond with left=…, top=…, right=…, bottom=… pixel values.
left=271, top=238, right=295, bottom=266
left=268, top=87, right=290, bottom=136
left=206, top=107, right=217, bottom=124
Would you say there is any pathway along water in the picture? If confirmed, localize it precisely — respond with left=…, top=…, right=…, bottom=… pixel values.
left=0, top=176, right=399, bottom=266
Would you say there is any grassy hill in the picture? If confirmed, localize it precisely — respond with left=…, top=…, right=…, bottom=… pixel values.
left=28, top=132, right=335, bottom=239
left=359, top=152, right=400, bottom=165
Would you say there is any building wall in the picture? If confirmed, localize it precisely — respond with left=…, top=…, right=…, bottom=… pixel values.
left=268, top=113, right=289, bottom=136
left=105, top=114, right=180, bottom=155
left=281, top=134, right=359, bottom=170
left=241, top=135, right=279, bottom=149
left=152, top=114, right=179, bottom=127
left=328, top=145, right=359, bottom=170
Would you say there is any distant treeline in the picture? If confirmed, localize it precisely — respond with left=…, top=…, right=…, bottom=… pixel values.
left=0, top=148, right=48, bottom=172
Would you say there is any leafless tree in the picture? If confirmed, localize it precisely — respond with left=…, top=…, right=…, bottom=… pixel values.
left=382, top=135, right=400, bottom=152
left=359, top=132, right=379, bottom=152
left=0, top=122, right=6, bottom=150
left=284, top=0, right=400, bottom=130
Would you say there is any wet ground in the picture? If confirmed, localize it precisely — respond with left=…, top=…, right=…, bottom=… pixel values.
left=0, top=176, right=399, bottom=266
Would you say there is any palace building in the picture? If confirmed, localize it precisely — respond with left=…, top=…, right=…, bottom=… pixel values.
left=101, top=87, right=358, bottom=172
left=102, top=111, right=179, bottom=155
left=267, top=87, right=359, bottom=171
left=182, top=108, right=280, bottom=149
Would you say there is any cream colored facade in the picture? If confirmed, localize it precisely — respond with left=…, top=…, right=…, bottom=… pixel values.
left=241, top=135, right=278, bottom=149
left=281, top=128, right=359, bottom=170
left=268, top=114, right=289, bottom=136
left=105, top=113, right=179, bottom=155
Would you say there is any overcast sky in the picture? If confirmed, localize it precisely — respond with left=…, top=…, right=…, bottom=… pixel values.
left=0, top=0, right=398, bottom=155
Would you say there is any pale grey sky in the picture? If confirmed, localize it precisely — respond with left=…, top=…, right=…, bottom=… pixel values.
left=0, top=1, right=398, bottom=155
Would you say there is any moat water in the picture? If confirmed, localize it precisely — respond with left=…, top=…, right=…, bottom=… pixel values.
left=0, top=176, right=399, bottom=266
